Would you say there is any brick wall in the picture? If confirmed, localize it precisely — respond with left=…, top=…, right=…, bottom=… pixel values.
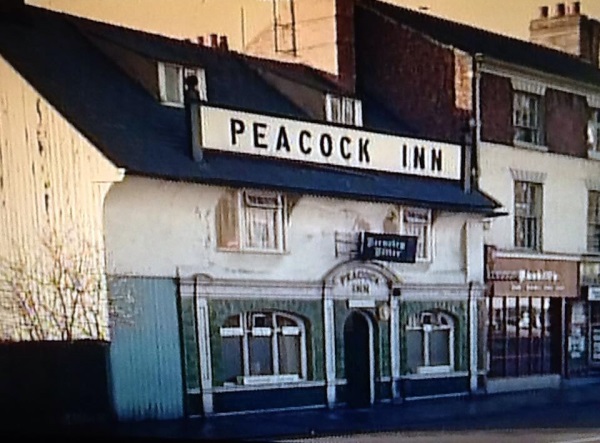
left=545, top=89, right=588, bottom=157
left=479, top=73, right=513, bottom=144
left=355, top=5, right=470, bottom=143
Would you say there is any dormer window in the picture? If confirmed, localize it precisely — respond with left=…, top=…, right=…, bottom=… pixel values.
left=158, top=62, right=207, bottom=106
left=325, top=94, right=362, bottom=126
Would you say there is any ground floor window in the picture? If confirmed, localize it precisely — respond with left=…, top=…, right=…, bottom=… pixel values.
left=591, top=302, right=600, bottom=363
left=220, top=311, right=307, bottom=384
left=406, top=311, right=455, bottom=374
left=488, top=296, right=561, bottom=377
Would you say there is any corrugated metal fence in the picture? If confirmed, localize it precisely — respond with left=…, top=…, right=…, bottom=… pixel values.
left=109, top=277, right=184, bottom=421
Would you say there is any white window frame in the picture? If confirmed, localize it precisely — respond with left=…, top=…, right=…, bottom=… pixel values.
left=406, top=311, right=454, bottom=375
left=513, top=91, right=544, bottom=148
left=325, top=94, right=363, bottom=126
left=588, top=109, right=600, bottom=160
left=158, top=62, right=207, bottom=106
left=217, top=189, right=287, bottom=254
left=219, top=312, right=307, bottom=385
left=383, top=206, right=433, bottom=262
left=514, top=180, right=543, bottom=251
left=588, top=190, right=600, bottom=253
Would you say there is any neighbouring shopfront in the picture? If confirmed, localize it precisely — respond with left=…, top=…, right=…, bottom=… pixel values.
left=580, top=260, right=600, bottom=374
left=485, top=248, right=579, bottom=383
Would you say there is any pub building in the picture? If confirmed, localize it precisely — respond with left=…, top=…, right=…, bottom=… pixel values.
left=0, top=5, right=503, bottom=420
left=485, top=247, right=581, bottom=390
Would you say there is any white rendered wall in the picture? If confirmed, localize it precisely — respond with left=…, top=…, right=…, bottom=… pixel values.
left=479, top=141, right=600, bottom=254
left=104, top=175, right=485, bottom=284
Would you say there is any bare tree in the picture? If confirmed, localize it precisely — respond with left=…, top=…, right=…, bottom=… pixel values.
left=0, top=228, right=133, bottom=342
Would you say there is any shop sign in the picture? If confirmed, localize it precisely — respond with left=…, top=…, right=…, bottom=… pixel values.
left=199, top=105, right=462, bottom=180
left=359, top=233, right=417, bottom=263
left=486, top=255, right=578, bottom=298
left=588, top=286, right=600, bottom=301
left=334, top=267, right=389, bottom=298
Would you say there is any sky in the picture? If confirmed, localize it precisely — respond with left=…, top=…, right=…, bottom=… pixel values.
left=30, top=0, right=600, bottom=49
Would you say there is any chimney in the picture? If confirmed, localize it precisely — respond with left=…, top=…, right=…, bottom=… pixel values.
left=209, top=33, right=218, bottom=48
left=571, top=1, right=581, bottom=15
left=197, top=36, right=205, bottom=46
left=530, top=2, right=600, bottom=66
left=218, top=35, right=229, bottom=51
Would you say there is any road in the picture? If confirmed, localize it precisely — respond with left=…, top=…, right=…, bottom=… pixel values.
left=277, top=400, right=600, bottom=443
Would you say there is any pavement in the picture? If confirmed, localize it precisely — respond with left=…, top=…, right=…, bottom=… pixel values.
left=9, top=378, right=600, bottom=442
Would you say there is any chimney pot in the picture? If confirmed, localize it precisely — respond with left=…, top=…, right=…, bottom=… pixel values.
left=210, top=33, right=218, bottom=48
left=219, top=35, right=229, bottom=50
left=197, top=36, right=205, bottom=46
left=571, top=1, right=581, bottom=14
left=556, top=3, right=566, bottom=16
left=540, top=5, right=549, bottom=18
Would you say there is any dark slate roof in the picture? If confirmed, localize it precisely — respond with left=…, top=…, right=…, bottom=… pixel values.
left=360, top=0, right=600, bottom=87
left=0, top=5, right=500, bottom=214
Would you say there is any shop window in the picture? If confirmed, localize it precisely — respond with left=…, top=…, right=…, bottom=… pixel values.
left=513, top=92, right=543, bottom=146
left=158, top=62, right=207, bottom=106
left=406, top=311, right=454, bottom=374
left=588, top=109, right=600, bottom=157
left=514, top=181, right=543, bottom=250
left=326, top=94, right=363, bottom=126
left=219, top=312, right=307, bottom=384
left=384, top=207, right=432, bottom=261
left=588, top=191, right=600, bottom=253
left=489, top=296, right=557, bottom=377
left=216, top=190, right=286, bottom=253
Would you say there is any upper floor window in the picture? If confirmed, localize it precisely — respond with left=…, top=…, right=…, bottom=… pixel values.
left=383, top=207, right=432, bottom=262
left=406, top=311, right=455, bottom=375
left=588, top=109, right=600, bottom=156
left=588, top=191, right=600, bottom=253
left=514, top=181, right=543, bottom=250
left=513, top=92, right=543, bottom=146
left=158, top=62, right=207, bottom=106
left=326, top=94, right=363, bottom=126
left=216, top=189, right=286, bottom=253
left=220, top=312, right=307, bottom=384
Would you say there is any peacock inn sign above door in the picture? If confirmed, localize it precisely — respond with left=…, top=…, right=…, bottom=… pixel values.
left=199, top=105, right=462, bottom=180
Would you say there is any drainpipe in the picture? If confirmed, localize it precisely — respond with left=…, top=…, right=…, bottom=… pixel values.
left=472, top=53, right=484, bottom=189
left=184, top=75, right=204, bottom=162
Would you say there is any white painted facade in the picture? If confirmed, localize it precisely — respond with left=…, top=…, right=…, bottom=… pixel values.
left=104, top=175, right=485, bottom=286
left=479, top=141, right=600, bottom=254
left=0, top=56, right=123, bottom=340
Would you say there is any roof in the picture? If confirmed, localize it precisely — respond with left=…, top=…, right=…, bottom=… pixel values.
left=360, top=0, right=600, bottom=87
left=0, top=4, right=500, bottom=214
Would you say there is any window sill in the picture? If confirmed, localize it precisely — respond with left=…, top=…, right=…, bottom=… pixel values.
left=403, top=369, right=465, bottom=380
left=160, top=100, right=184, bottom=108
left=588, top=149, right=600, bottom=161
left=236, top=374, right=300, bottom=385
left=416, top=365, right=452, bottom=375
left=513, top=140, right=549, bottom=152
left=217, top=247, right=288, bottom=255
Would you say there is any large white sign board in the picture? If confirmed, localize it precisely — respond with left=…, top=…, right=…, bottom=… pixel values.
left=200, top=106, right=462, bottom=180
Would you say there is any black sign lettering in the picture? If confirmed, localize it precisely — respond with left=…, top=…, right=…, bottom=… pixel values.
left=340, top=136, right=352, bottom=160
left=275, top=125, right=291, bottom=152
left=253, top=122, right=268, bottom=149
left=320, top=134, right=333, bottom=157
left=402, top=144, right=408, bottom=167
left=413, top=146, right=425, bottom=169
left=299, top=130, right=312, bottom=155
left=230, top=118, right=245, bottom=145
left=359, top=138, right=370, bottom=163
left=431, top=148, right=442, bottom=171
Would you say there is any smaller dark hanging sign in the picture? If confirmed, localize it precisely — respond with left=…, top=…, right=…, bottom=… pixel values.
left=359, top=232, right=418, bottom=263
